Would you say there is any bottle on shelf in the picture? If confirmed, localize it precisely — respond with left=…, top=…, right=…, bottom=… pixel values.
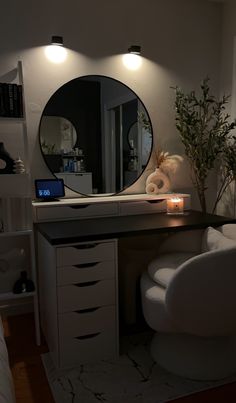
left=13, top=270, right=35, bottom=294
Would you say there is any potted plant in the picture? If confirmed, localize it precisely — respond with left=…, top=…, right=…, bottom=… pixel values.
left=172, top=78, right=236, bottom=213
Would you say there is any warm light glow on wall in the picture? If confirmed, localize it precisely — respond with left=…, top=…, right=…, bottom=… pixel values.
left=123, top=45, right=142, bottom=70
left=122, top=53, right=142, bottom=70
left=45, top=44, right=67, bottom=63
left=45, top=36, right=67, bottom=64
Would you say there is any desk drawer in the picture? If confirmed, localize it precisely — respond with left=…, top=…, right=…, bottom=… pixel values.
left=119, top=200, right=166, bottom=215
left=35, top=202, right=118, bottom=221
left=58, top=305, right=116, bottom=339
left=56, top=241, right=115, bottom=267
left=58, top=279, right=116, bottom=313
left=57, top=260, right=115, bottom=285
left=59, top=326, right=117, bottom=368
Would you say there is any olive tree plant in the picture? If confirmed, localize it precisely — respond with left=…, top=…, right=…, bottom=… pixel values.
left=172, top=78, right=236, bottom=213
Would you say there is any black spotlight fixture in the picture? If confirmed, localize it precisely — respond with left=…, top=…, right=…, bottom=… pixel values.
left=51, top=36, right=63, bottom=46
left=128, top=45, right=141, bottom=55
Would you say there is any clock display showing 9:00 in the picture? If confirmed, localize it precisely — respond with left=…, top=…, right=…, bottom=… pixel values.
left=39, top=189, right=51, bottom=196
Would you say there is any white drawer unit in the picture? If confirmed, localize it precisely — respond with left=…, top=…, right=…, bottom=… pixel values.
left=59, top=326, right=117, bottom=368
left=58, top=306, right=116, bottom=339
left=58, top=279, right=116, bottom=313
left=56, top=241, right=116, bottom=266
left=57, top=260, right=116, bottom=285
left=58, top=305, right=117, bottom=367
left=119, top=199, right=166, bottom=215
left=32, top=193, right=191, bottom=223
left=35, top=192, right=191, bottom=369
left=34, top=202, right=119, bottom=222
left=37, top=233, right=118, bottom=369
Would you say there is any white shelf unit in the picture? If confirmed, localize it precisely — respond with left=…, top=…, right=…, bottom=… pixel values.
left=0, top=61, right=40, bottom=345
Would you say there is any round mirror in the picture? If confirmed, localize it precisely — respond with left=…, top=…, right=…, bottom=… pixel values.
left=39, top=75, right=153, bottom=196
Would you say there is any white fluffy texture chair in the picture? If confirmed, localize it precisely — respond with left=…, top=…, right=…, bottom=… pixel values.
left=141, top=224, right=236, bottom=380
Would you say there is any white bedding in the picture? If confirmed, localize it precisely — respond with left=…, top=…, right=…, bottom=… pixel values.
left=0, top=317, right=15, bottom=403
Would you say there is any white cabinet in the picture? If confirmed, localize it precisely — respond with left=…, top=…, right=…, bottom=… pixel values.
left=34, top=201, right=119, bottom=222
left=0, top=61, right=40, bottom=344
left=33, top=192, right=191, bottom=359
left=57, top=172, right=93, bottom=194
left=32, top=193, right=191, bottom=223
left=37, top=233, right=118, bottom=369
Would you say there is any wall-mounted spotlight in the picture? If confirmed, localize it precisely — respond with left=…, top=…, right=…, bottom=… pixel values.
left=123, top=45, right=142, bottom=70
left=128, top=45, right=141, bottom=55
left=45, top=36, right=67, bottom=64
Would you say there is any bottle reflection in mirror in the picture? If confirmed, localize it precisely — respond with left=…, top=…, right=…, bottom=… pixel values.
left=128, top=139, right=138, bottom=171
left=63, top=157, right=86, bottom=173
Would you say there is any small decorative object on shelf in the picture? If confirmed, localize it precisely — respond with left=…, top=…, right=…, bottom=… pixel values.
left=146, top=167, right=171, bottom=194
left=13, top=270, right=35, bottom=294
left=167, top=196, right=184, bottom=215
left=0, top=142, right=15, bottom=174
left=145, top=149, right=183, bottom=194
left=13, top=157, right=25, bottom=173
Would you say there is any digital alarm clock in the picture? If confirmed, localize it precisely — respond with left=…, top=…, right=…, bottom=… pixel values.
left=35, top=178, right=65, bottom=201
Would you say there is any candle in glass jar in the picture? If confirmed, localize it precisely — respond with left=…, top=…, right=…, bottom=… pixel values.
left=167, top=197, right=184, bottom=214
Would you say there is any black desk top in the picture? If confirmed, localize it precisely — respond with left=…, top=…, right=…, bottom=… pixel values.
left=35, top=210, right=236, bottom=245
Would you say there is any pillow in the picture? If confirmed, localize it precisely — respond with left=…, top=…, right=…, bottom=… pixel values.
left=148, top=252, right=196, bottom=287
left=220, top=224, right=236, bottom=242
left=151, top=268, right=176, bottom=288
left=201, top=226, right=236, bottom=253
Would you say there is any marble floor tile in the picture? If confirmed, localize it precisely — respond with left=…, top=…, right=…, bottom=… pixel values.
left=42, top=334, right=236, bottom=403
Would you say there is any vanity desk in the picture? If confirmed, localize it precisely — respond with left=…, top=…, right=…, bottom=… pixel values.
left=32, top=193, right=235, bottom=370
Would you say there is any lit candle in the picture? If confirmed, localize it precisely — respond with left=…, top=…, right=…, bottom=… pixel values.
left=167, top=197, right=184, bottom=215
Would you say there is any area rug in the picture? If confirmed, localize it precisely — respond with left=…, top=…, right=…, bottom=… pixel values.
left=42, top=332, right=236, bottom=403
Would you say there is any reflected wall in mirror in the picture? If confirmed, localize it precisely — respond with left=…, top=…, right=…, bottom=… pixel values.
left=39, top=75, right=153, bottom=196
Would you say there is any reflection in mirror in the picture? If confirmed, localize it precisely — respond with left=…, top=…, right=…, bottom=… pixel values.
left=39, top=75, right=153, bottom=196
left=41, top=117, right=77, bottom=154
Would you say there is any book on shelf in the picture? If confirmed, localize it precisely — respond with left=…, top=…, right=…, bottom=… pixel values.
left=0, top=83, right=23, bottom=118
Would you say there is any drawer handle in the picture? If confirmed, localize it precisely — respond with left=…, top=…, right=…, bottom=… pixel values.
left=76, top=332, right=100, bottom=340
left=74, top=262, right=99, bottom=269
left=147, top=199, right=164, bottom=204
left=75, top=280, right=100, bottom=287
left=76, top=307, right=99, bottom=314
left=69, top=204, right=90, bottom=209
left=74, top=243, right=98, bottom=249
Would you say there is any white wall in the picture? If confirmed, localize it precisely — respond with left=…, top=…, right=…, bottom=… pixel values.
left=218, top=0, right=236, bottom=216
left=0, top=0, right=222, bottom=210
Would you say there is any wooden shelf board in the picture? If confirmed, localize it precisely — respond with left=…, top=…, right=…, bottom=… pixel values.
left=0, top=117, right=25, bottom=123
left=0, top=229, right=32, bottom=237
left=0, top=173, right=30, bottom=197
left=0, top=291, right=35, bottom=301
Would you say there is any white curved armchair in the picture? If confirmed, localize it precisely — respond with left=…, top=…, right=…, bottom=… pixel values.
left=141, top=224, right=236, bottom=380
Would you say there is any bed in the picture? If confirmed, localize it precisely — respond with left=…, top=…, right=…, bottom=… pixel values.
left=0, top=316, right=15, bottom=403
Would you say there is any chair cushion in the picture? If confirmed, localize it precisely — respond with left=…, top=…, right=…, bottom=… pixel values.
left=140, top=272, right=178, bottom=332
left=201, top=226, right=236, bottom=253
left=220, top=224, right=236, bottom=242
left=148, top=252, right=196, bottom=288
